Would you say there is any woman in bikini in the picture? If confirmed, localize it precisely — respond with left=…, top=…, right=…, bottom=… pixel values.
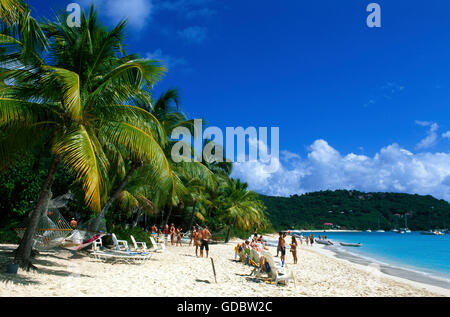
left=290, top=236, right=298, bottom=264
left=176, top=228, right=182, bottom=246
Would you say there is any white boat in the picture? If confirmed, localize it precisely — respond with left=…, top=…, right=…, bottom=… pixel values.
left=391, top=229, right=399, bottom=233
left=315, top=239, right=333, bottom=245
left=420, top=230, right=444, bottom=235
left=376, top=230, right=385, bottom=232
left=366, top=230, right=372, bottom=232
left=339, top=242, right=362, bottom=247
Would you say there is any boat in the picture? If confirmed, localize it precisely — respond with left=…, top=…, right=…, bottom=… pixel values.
left=315, top=239, right=333, bottom=245
left=391, top=229, right=399, bottom=233
left=376, top=230, right=385, bottom=232
left=339, top=242, right=362, bottom=247
left=420, top=230, right=444, bottom=235
left=366, top=230, right=372, bottom=232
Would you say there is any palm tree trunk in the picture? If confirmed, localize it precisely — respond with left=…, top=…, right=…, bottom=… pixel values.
left=164, top=205, right=173, bottom=228
left=225, top=219, right=236, bottom=244
left=14, top=154, right=61, bottom=270
left=132, top=208, right=143, bottom=228
left=89, top=161, right=141, bottom=232
left=187, top=200, right=197, bottom=231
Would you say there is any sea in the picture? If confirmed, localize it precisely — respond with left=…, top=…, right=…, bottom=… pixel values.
left=292, top=231, right=450, bottom=290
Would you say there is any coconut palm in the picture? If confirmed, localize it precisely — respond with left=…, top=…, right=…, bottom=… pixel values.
left=215, top=178, right=266, bottom=243
left=0, top=0, right=25, bottom=24
left=0, top=6, right=172, bottom=268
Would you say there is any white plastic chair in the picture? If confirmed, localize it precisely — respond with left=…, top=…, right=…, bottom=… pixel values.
left=149, top=236, right=165, bottom=252
left=263, top=252, right=295, bottom=286
left=111, top=233, right=129, bottom=251
left=130, top=235, right=147, bottom=251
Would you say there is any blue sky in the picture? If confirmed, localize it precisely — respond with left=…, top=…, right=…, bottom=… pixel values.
left=26, top=0, right=450, bottom=200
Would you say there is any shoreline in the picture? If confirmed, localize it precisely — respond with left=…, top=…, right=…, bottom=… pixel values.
left=264, top=234, right=450, bottom=296
left=312, top=244, right=450, bottom=296
left=1, top=241, right=448, bottom=297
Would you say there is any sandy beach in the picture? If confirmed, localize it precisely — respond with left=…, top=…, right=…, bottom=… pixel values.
left=0, top=239, right=449, bottom=297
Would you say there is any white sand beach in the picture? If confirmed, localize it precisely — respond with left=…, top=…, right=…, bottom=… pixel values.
left=0, top=239, right=449, bottom=297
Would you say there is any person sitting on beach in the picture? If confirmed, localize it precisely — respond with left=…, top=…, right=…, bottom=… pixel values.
left=176, top=228, right=182, bottom=247
left=258, top=235, right=269, bottom=250
left=290, top=236, right=298, bottom=264
left=200, top=226, right=212, bottom=258
left=69, top=218, right=78, bottom=229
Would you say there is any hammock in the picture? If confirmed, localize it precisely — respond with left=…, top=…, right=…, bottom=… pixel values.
left=15, top=209, right=105, bottom=251
left=15, top=209, right=73, bottom=250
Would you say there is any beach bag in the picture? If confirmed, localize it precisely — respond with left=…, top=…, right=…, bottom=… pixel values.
left=265, top=261, right=271, bottom=273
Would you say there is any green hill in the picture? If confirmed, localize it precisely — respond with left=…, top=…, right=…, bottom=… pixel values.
left=260, top=190, right=450, bottom=231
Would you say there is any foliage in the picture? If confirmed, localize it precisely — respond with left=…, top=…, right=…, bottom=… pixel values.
left=261, top=190, right=450, bottom=231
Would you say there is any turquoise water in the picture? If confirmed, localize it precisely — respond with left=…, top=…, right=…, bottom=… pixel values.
left=299, top=231, right=450, bottom=281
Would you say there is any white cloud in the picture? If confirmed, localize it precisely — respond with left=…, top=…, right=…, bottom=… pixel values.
left=231, top=139, right=450, bottom=201
left=145, top=49, right=187, bottom=70
left=442, top=131, right=450, bottom=139
left=80, top=0, right=153, bottom=30
left=177, top=26, right=207, bottom=44
left=415, top=121, right=439, bottom=150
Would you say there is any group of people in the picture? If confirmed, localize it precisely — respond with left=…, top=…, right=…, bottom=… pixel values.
left=276, top=232, right=299, bottom=265
left=150, top=224, right=212, bottom=258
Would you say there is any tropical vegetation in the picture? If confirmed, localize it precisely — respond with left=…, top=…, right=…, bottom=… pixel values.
left=0, top=1, right=268, bottom=269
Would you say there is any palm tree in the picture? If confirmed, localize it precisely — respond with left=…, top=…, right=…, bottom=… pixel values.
left=216, top=178, right=266, bottom=243
left=0, top=6, right=172, bottom=269
left=0, top=0, right=25, bottom=24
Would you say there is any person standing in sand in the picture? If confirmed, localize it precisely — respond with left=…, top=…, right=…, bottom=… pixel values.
left=290, top=236, right=298, bottom=264
left=194, top=226, right=201, bottom=257
left=176, top=228, right=182, bottom=246
left=164, top=224, right=169, bottom=241
left=189, top=226, right=196, bottom=246
left=280, top=233, right=286, bottom=265
left=170, top=224, right=176, bottom=246
left=200, top=226, right=212, bottom=258
left=276, top=232, right=283, bottom=257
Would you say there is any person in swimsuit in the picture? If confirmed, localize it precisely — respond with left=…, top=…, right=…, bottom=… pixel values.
left=290, top=236, right=298, bottom=264
left=164, top=224, right=169, bottom=242
left=276, top=232, right=282, bottom=257
left=170, top=224, right=175, bottom=246
left=280, top=232, right=286, bottom=264
left=176, top=228, right=182, bottom=246
left=194, top=226, right=201, bottom=257
left=189, top=226, right=196, bottom=246
left=200, top=226, right=212, bottom=258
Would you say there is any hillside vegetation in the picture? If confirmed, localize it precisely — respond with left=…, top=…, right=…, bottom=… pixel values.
left=260, top=190, right=450, bottom=231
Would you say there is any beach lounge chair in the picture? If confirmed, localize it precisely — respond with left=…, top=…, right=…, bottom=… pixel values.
left=263, top=252, right=295, bottom=286
left=130, top=235, right=147, bottom=251
left=111, top=233, right=129, bottom=251
left=149, top=236, right=165, bottom=252
left=91, top=237, right=152, bottom=264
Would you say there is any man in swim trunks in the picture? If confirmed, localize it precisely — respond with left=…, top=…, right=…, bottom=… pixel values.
left=276, top=232, right=283, bottom=257
left=200, top=226, right=212, bottom=258
left=280, top=232, right=286, bottom=264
